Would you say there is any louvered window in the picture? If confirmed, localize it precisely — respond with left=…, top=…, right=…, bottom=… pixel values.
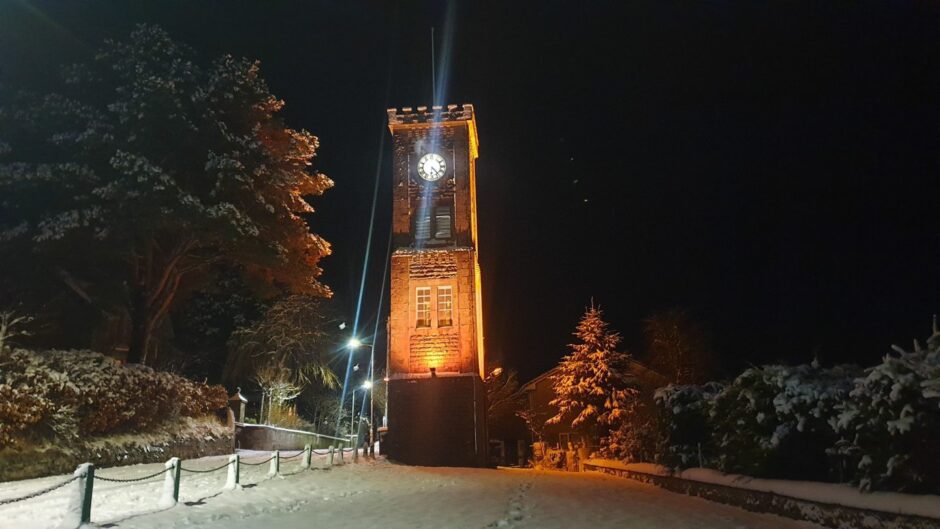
left=434, top=207, right=452, bottom=240
left=414, top=203, right=453, bottom=244
left=414, top=208, right=431, bottom=240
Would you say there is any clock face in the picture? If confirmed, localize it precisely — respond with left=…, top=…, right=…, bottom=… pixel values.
left=417, top=153, right=446, bottom=182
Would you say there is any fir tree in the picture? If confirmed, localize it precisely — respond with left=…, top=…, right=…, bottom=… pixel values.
left=547, top=304, right=639, bottom=448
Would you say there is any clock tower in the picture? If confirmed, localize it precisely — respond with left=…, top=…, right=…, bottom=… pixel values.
left=384, top=104, right=488, bottom=467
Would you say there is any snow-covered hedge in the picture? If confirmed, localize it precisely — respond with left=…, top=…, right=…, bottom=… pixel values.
left=653, top=382, right=723, bottom=469
left=0, top=348, right=227, bottom=448
left=831, top=329, right=940, bottom=493
left=709, top=362, right=858, bottom=481
left=646, top=321, right=940, bottom=494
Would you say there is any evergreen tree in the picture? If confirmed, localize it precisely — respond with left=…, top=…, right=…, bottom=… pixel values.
left=0, top=25, right=332, bottom=364
left=547, top=304, right=638, bottom=449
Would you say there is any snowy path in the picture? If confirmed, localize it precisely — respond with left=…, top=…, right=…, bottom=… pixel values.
left=0, top=455, right=825, bottom=529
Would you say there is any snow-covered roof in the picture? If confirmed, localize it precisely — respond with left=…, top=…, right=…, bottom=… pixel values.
left=520, top=359, right=667, bottom=392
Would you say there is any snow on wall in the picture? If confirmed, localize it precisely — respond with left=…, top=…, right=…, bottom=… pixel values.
left=584, top=459, right=940, bottom=529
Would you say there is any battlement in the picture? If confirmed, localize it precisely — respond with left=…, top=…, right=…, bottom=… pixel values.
left=387, top=104, right=474, bottom=125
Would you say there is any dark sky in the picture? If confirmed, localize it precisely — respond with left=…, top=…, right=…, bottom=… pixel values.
left=2, top=1, right=938, bottom=381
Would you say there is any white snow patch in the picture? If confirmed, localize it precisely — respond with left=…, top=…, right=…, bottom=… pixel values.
left=586, top=458, right=940, bottom=520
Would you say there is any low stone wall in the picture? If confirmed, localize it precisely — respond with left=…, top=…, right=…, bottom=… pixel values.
left=235, top=423, right=348, bottom=451
left=0, top=417, right=233, bottom=482
left=583, top=461, right=940, bottom=529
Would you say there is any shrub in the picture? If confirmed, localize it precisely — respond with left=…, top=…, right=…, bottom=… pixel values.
left=0, top=348, right=228, bottom=448
left=653, top=382, right=723, bottom=469
left=709, top=363, right=857, bottom=480
left=831, top=324, right=940, bottom=493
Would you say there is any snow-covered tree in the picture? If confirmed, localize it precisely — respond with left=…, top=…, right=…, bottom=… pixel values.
left=831, top=318, right=940, bottom=493
left=653, top=382, right=723, bottom=469
left=0, top=25, right=332, bottom=364
left=708, top=362, right=858, bottom=480
left=548, top=304, right=639, bottom=451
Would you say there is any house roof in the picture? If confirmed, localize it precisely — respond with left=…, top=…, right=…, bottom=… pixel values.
left=520, top=359, right=668, bottom=392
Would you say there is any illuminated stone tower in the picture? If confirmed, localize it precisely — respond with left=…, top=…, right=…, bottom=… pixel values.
left=385, top=104, right=488, bottom=466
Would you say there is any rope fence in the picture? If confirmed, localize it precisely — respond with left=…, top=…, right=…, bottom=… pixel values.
left=95, top=467, right=171, bottom=483
left=0, top=442, right=372, bottom=529
left=180, top=461, right=234, bottom=474
left=0, top=475, right=80, bottom=506
left=239, top=456, right=275, bottom=466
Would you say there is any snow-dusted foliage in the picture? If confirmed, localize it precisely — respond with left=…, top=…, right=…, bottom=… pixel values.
left=831, top=320, right=940, bottom=493
left=0, top=25, right=332, bottom=364
left=0, top=347, right=227, bottom=448
left=548, top=305, right=639, bottom=455
left=639, top=319, right=940, bottom=493
left=653, top=382, right=723, bottom=469
left=708, top=362, right=858, bottom=480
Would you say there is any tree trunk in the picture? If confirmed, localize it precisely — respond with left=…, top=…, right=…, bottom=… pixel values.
left=127, top=290, right=154, bottom=364
left=125, top=237, right=191, bottom=365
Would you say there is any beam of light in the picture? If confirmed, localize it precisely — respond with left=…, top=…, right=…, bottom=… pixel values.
left=361, top=227, right=392, bottom=422
left=432, top=1, right=457, bottom=109
left=337, top=67, right=393, bottom=435
left=416, top=1, right=458, bottom=251
left=337, top=122, right=385, bottom=435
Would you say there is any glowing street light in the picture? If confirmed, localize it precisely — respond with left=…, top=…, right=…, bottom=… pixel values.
left=346, top=337, right=376, bottom=454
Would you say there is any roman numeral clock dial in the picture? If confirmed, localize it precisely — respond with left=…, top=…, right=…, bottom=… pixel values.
left=417, top=152, right=446, bottom=181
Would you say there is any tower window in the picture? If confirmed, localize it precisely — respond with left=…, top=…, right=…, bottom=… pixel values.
left=413, top=203, right=453, bottom=244
left=415, top=209, right=431, bottom=241
left=415, top=287, right=431, bottom=328
left=434, top=206, right=452, bottom=240
left=437, top=286, right=453, bottom=327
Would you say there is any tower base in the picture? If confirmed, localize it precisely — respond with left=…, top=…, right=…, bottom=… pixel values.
left=385, top=374, right=488, bottom=467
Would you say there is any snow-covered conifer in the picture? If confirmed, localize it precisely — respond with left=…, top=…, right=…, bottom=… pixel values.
left=547, top=304, right=638, bottom=454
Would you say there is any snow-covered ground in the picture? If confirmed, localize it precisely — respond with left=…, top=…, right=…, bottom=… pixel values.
left=0, top=451, right=824, bottom=529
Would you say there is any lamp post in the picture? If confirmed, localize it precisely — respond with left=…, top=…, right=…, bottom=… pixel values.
left=347, top=338, right=376, bottom=453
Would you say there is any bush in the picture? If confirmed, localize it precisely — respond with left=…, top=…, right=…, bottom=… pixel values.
left=831, top=326, right=940, bottom=493
left=0, top=348, right=228, bottom=448
left=603, top=393, right=659, bottom=463
left=636, top=320, right=940, bottom=494
left=709, top=363, right=857, bottom=480
left=653, top=382, right=723, bottom=469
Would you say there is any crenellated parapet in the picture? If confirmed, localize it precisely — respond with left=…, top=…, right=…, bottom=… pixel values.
left=387, top=104, right=474, bottom=125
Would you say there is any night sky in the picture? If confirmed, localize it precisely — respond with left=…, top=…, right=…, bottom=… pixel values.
left=2, top=1, right=938, bottom=382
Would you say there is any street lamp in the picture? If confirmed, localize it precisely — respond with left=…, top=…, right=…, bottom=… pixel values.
left=347, top=338, right=376, bottom=454
left=351, top=380, right=373, bottom=445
